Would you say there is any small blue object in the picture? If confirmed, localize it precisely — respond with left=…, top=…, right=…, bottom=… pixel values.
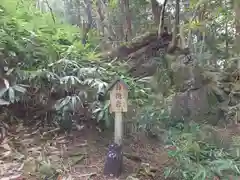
left=103, top=143, right=123, bottom=177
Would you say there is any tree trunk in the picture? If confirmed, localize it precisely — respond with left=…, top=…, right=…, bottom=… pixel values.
left=234, top=0, right=240, bottom=68
left=197, top=4, right=206, bottom=42
left=117, top=0, right=125, bottom=41
left=151, top=0, right=161, bottom=26
left=123, top=0, right=132, bottom=41
left=81, top=0, right=92, bottom=45
left=95, top=0, right=116, bottom=41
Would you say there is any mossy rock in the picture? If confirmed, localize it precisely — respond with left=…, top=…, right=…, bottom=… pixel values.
left=171, top=85, right=221, bottom=125
left=171, top=62, right=204, bottom=91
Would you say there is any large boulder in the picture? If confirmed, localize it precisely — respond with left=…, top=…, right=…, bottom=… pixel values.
left=170, top=91, right=190, bottom=120
left=171, top=59, right=204, bottom=92
left=171, top=85, right=221, bottom=125
left=170, top=55, right=223, bottom=125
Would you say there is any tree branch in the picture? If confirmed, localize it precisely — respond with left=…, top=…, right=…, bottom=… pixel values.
left=44, top=0, right=56, bottom=23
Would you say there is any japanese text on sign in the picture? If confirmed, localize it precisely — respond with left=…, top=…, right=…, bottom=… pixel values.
left=116, top=92, right=122, bottom=99
left=115, top=88, right=123, bottom=108
left=110, top=81, right=128, bottom=112
left=116, top=100, right=121, bottom=107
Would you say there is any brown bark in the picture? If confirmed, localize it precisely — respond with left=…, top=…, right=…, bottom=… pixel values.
left=100, top=31, right=159, bottom=58
left=100, top=30, right=173, bottom=59
left=233, top=0, right=240, bottom=74
left=197, top=4, right=206, bottom=41
left=95, top=0, right=116, bottom=41
left=234, top=0, right=240, bottom=56
left=123, top=0, right=132, bottom=41
left=95, top=0, right=104, bottom=35
left=81, top=0, right=92, bottom=45
left=151, top=0, right=161, bottom=26
left=158, top=0, right=168, bottom=36
left=167, top=0, right=180, bottom=53
left=118, top=0, right=125, bottom=41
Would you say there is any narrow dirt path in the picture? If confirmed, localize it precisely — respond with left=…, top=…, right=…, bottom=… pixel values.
left=62, top=129, right=170, bottom=179
left=0, top=127, right=170, bottom=180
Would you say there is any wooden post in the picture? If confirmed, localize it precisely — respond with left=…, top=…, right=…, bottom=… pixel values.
left=103, top=78, right=128, bottom=178
left=114, top=112, right=123, bottom=145
left=109, top=79, right=128, bottom=145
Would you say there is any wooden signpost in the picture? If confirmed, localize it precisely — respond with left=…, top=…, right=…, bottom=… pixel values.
left=109, top=79, right=128, bottom=145
left=103, top=78, right=128, bottom=177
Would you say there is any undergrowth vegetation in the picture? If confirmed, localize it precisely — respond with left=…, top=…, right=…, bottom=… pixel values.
left=1, top=0, right=240, bottom=179
left=164, top=122, right=240, bottom=179
left=0, top=0, right=149, bottom=131
left=137, top=107, right=240, bottom=179
left=0, top=0, right=106, bottom=127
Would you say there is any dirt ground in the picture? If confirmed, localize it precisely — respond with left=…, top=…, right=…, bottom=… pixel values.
left=0, top=125, right=170, bottom=180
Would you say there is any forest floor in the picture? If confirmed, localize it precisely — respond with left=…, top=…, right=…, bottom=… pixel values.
left=0, top=125, right=170, bottom=180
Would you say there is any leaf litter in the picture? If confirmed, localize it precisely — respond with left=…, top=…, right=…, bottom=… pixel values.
left=0, top=122, right=171, bottom=180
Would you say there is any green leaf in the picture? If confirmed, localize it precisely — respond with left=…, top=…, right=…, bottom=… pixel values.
left=0, top=88, right=8, bottom=97
left=71, top=96, right=77, bottom=111
left=193, top=166, right=206, bottom=180
left=49, top=59, right=80, bottom=69
left=97, top=110, right=104, bottom=122
left=60, top=76, right=82, bottom=85
left=8, top=87, right=15, bottom=103
left=234, top=165, right=240, bottom=174
left=54, top=96, right=71, bottom=110
left=104, top=109, right=111, bottom=128
left=2, top=78, right=9, bottom=89
left=164, top=167, right=173, bottom=178
left=103, top=100, right=110, bottom=110
left=93, top=108, right=102, bottom=114
left=0, top=99, right=10, bottom=105
left=70, top=95, right=81, bottom=111
left=5, top=68, right=14, bottom=75
left=211, top=159, right=233, bottom=176
left=13, top=85, right=26, bottom=93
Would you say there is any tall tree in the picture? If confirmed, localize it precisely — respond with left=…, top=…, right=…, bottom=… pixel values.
left=234, top=0, right=240, bottom=59
left=123, top=0, right=132, bottom=41
left=151, top=0, right=161, bottom=26
left=81, top=0, right=92, bottom=45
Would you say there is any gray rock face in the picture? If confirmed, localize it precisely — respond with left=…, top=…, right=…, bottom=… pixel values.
left=170, top=59, right=221, bottom=125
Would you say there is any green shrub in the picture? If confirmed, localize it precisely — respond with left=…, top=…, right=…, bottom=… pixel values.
left=164, top=122, right=240, bottom=180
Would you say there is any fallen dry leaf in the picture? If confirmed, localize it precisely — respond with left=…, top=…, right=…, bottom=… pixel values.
left=126, top=176, right=139, bottom=180
left=0, top=174, right=23, bottom=180
left=1, top=143, right=11, bottom=151
left=23, top=157, right=37, bottom=175
left=61, top=175, right=74, bottom=180
left=0, top=151, right=11, bottom=159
